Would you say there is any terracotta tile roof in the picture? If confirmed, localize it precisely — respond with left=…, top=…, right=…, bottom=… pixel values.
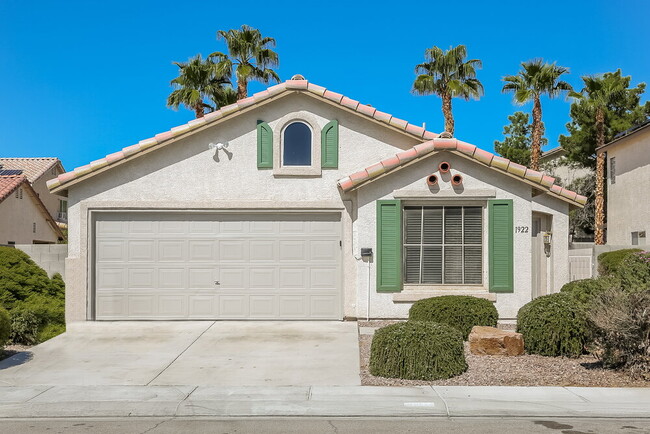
left=0, top=158, right=62, bottom=183
left=0, top=175, right=28, bottom=203
left=336, top=138, right=588, bottom=207
left=47, top=80, right=439, bottom=192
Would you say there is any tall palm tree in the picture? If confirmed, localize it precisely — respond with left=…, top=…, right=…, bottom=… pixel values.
left=210, top=25, right=280, bottom=100
left=570, top=74, right=626, bottom=245
left=412, top=45, right=483, bottom=136
left=502, top=59, right=573, bottom=170
left=167, top=54, right=233, bottom=118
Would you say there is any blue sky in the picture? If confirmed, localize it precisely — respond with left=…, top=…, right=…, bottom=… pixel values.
left=1, top=0, right=648, bottom=171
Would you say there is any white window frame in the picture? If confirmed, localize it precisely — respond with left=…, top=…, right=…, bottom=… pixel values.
left=272, top=111, right=322, bottom=176
left=402, top=202, right=485, bottom=287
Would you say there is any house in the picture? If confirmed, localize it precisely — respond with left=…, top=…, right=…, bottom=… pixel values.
left=47, top=77, right=586, bottom=324
left=0, top=174, right=65, bottom=244
left=596, top=120, right=650, bottom=245
left=540, top=147, right=592, bottom=186
left=0, top=158, right=68, bottom=225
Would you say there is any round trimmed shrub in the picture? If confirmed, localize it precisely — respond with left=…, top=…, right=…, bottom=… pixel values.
left=0, top=307, right=10, bottom=348
left=616, top=251, right=650, bottom=292
left=408, top=296, right=498, bottom=340
left=598, top=249, right=642, bottom=276
left=369, top=321, right=467, bottom=380
left=516, top=292, right=589, bottom=357
left=560, top=278, right=610, bottom=306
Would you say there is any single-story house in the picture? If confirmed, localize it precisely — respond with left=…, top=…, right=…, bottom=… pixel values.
left=48, top=77, right=586, bottom=324
left=596, top=119, right=650, bottom=245
left=0, top=158, right=68, bottom=225
left=0, top=174, right=65, bottom=244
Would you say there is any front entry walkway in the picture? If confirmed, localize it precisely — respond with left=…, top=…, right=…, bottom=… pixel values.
left=0, top=321, right=361, bottom=387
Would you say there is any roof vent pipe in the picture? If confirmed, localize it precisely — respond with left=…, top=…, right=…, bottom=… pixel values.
left=439, top=162, right=451, bottom=173
left=452, top=174, right=463, bottom=186
left=426, top=174, right=438, bottom=186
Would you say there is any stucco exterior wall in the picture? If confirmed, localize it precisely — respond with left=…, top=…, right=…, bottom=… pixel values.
left=0, top=187, right=59, bottom=244
left=63, top=92, right=573, bottom=323
left=604, top=127, right=650, bottom=245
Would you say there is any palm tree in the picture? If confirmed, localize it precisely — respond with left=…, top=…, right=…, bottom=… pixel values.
left=502, top=59, right=573, bottom=170
left=412, top=45, right=483, bottom=136
left=570, top=74, right=626, bottom=245
left=167, top=54, right=233, bottom=118
left=210, top=25, right=280, bottom=100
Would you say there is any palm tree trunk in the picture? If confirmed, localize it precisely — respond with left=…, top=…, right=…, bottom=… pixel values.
left=441, top=93, right=454, bottom=135
left=237, top=79, right=247, bottom=100
left=194, top=104, right=204, bottom=119
left=530, top=96, right=543, bottom=171
left=594, top=108, right=606, bottom=245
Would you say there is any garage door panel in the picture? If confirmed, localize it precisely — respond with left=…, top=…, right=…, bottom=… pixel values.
left=95, top=213, right=341, bottom=320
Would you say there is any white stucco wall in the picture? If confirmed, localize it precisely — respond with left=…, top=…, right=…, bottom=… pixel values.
left=604, top=127, right=650, bottom=245
left=63, top=92, right=573, bottom=323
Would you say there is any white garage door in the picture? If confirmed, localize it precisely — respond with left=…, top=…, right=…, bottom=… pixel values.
left=94, top=212, right=342, bottom=320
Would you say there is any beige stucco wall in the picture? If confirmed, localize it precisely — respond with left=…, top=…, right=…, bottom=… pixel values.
left=0, top=186, right=59, bottom=244
left=63, top=92, right=572, bottom=323
left=604, top=127, right=650, bottom=245
left=31, top=166, right=67, bottom=222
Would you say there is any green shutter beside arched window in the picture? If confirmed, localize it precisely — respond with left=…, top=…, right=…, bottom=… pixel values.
left=321, top=120, right=339, bottom=168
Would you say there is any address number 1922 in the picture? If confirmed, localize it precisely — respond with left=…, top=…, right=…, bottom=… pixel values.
left=515, top=226, right=529, bottom=233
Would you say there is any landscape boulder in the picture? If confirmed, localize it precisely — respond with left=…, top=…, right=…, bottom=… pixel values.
left=468, top=326, right=524, bottom=356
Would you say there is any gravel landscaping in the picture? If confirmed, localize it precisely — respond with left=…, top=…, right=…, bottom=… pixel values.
left=359, top=321, right=650, bottom=387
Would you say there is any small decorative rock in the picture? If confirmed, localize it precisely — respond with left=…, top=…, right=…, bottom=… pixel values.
left=468, top=326, right=525, bottom=356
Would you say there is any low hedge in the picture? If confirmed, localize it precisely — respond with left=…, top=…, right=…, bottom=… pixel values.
left=598, top=249, right=642, bottom=276
left=0, top=307, right=10, bottom=348
left=408, top=296, right=498, bottom=339
left=616, top=251, right=650, bottom=292
left=370, top=321, right=467, bottom=380
left=517, top=292, right=589, bottom=357
left=560, top=278, right=611, bottom=306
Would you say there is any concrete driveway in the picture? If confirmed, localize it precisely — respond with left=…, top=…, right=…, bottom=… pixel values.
left=0, top=321, right=361, bottom=387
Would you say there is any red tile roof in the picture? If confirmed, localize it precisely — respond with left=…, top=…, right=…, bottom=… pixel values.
left=336, top=138, right=588, bottom=206
left=0, top=158, right=62, bottom=183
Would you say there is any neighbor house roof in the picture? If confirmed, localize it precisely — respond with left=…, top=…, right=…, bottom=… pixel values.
left=0, top=175, right=65, bottom=240
left=336, top=138, right=587, bottom=207
left=0, top=158, right=64, bottom=183
left=47, top=79, right=439, bottom=194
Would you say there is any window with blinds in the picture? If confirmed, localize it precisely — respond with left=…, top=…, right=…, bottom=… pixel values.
left=404, top=206, right=483, bottom=285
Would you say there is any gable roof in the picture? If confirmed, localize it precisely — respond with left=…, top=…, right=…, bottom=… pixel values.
left=47, top=79, right=440, bottom=194
left=597, top=119, right=650, bottom=153
left=336, top=138, right=587, bottom=207
left=0, top=158, right=63, bottom=183
left=0, top=175, right=65, bottom=240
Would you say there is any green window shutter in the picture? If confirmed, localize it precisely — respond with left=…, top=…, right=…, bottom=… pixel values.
left=377, top=199, right=403, bottom=293
left=321, top=120, right=339, bottom=168
left=257, top=121, right=273, bottom=168
left=488, top=199, right=514, bottom=293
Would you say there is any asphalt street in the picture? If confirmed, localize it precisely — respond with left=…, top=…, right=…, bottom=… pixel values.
left=0, top=417, right=649, bottom=434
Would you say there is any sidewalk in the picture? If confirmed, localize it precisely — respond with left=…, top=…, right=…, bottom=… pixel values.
left=0, top=385, right=649, bottom=418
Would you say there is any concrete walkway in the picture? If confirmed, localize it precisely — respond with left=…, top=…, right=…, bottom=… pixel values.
left=0, top=385, right=649, bottom=418
left=0, top=322, right=360, bottom=387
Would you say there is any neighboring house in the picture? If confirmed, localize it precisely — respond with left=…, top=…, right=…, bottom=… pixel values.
left=540, top=147, right=592, bottom=186
left=48, top=78, right=586, bottom=324
left=0, top=174, right=65, bottom=244
left=596, top=120, right=650, bottom=246
left=0, top=158, right=68, bottom=225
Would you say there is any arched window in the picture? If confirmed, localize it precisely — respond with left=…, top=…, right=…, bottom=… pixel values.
left=282, top=122, right=312, bottom=166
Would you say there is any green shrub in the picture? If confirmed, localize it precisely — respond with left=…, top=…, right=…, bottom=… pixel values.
left=560, top=278, right=611, bottom=306
left=0, top=307, right=10, bottom=348
left=517, top=292, right=589, bottom=357
left=408, top=296, right=498, bottom=339
left=598, top=249, right=642, bottom=276
left=370, top=321, right=467, bottom=380
left=588, top=288, right=650, bottom=379
left=616, top=251, right=650, bottom=292
left=9, top=309, right=40, bottom=345
left=37, top=323, right=65, bottom=342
